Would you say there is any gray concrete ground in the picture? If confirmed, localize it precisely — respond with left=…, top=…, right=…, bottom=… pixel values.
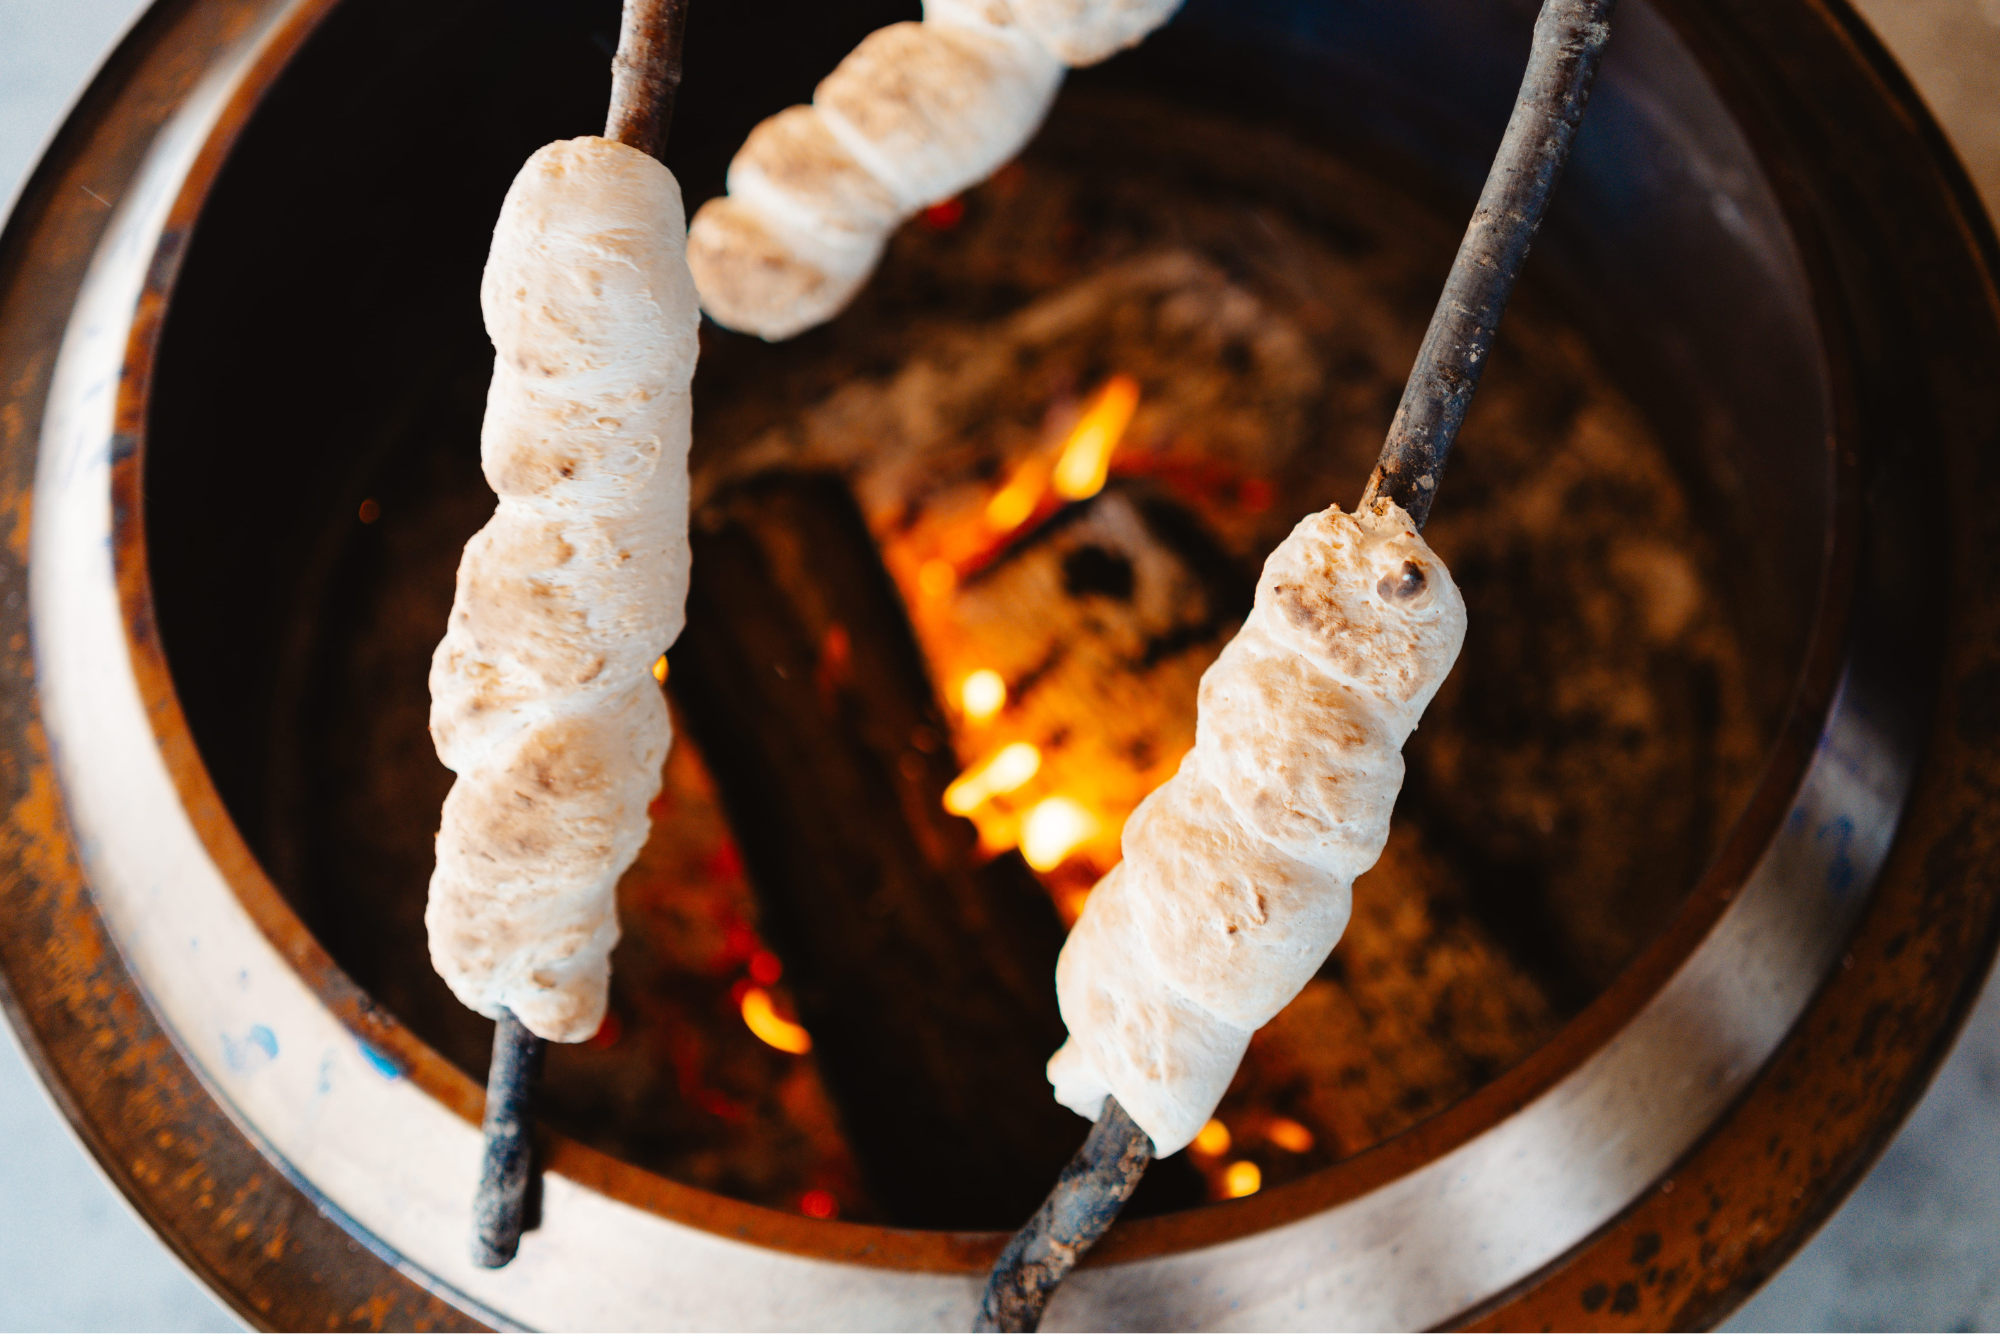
left=1, top=0, right=1996, bottom=1329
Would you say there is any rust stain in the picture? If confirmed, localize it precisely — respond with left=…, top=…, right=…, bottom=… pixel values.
left=347, top=1294, right=395, bottom=1331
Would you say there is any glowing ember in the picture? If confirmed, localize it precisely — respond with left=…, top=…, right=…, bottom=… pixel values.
left=943, top=742, right=1042, bottom=815
left=920, top=197, right=965, bottom=230
left=1052, top=374, right=1140, bottom=502
left=1192, top=1118, right=1232, bottom=1157
left=1223, top=1160, right=1262, bottom=1198
left=357, top=497, right=381, bottom=524
left=586, top=1008, right=624, bottom=1051
left=1021, top=796, right=1098, bottom=871
left=1265, top=1117, right=1315, bottom=1153
left=741, top=987, right=812, bottom=1054
left=959, top=669, right=1007, bottom=724
left=652, top=654, right=669, bottom=683
left=749, top=949, right=784, bottom=985
left=799, top=1188, right=840, bottom=1219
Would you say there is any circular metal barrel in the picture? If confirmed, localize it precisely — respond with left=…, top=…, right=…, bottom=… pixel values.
left=1, top=0, right=1996, bottom=1326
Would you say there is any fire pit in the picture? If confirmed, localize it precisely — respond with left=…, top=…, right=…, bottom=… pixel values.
left=254, top=85, right=1776, bottom=1232
left=5, top=0, right=1999, bottom=1326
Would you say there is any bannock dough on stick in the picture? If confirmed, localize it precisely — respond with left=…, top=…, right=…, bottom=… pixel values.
left=687, top=0, right=1185, bottom=340
left=1048, top=499, right=1467, bottom=1155
left=428, top=137, right=699, bottom=1043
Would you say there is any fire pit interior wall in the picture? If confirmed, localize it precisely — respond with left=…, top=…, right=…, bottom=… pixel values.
left=144, top=0, right=1829, bottom=1228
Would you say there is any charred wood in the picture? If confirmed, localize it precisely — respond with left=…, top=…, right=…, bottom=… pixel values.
left=670, top=472, right=1201, bottom=1227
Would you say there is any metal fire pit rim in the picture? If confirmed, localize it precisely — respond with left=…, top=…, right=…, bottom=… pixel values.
left=102, top=0, right=1862, bottom=1275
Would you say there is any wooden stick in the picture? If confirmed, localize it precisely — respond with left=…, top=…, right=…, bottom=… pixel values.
left=472, top=1009, right=545, bottom=1267
left=973, top=1097, right=1152, bottom=1332
left=606, top=0, right=689, bottom=160
left=1362, top=0, right=1614, bottom=528
left=973, top=0, right=1614, bottom=1326
left=468, top=0, right=689, bottom=1270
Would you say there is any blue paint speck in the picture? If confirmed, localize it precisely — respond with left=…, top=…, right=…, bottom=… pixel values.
left=220, top=1024, right=278, bottom=1073
left=1817, top=815, right=1857, bottom=893
left=358, top=1042, right=403, bottom=1080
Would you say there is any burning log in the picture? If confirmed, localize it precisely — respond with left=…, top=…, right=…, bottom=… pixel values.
left=670, top=471, right=1204, bottom=1226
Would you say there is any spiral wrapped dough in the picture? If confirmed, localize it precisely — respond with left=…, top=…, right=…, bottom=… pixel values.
left=427, top=137, right=699, bottom=1043
left=687, top=0, right=1185, bottom=339
left=1047, top=500, right=1467, bottom=1155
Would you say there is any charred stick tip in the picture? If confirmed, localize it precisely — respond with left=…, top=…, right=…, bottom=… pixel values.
left=472, top=1009, right=546, bottom=1268
left=606, top=0, right=689, bottom=160
left=974, top=1098, right=1154, bottom=1333
left=1364, top=0, right=1615, bottom=529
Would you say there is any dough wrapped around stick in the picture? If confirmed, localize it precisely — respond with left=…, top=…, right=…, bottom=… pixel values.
left=1048, top=500, right=1467, bottom=1154
left=687, top=0, right=1185, bottom=340
left=428, top=136, right=700, bottom=1043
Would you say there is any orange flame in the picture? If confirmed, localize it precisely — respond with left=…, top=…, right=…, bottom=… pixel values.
left=944, top=743, right=1042, bottom=815
left=1053, top=375, right=1141, bottom=501
left=983, top=376, right=1140, bottom=535
left=959, top=670, right=1007, bottom=724
left=918, top=559, right=958, bottom=599
left=1021, top=796, right=1098, bottom=871
left=985, top=456, right=1049, bottom=533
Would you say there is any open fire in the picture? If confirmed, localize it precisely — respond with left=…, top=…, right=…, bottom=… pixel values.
left=923, top=371, right=1152, bottom=901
